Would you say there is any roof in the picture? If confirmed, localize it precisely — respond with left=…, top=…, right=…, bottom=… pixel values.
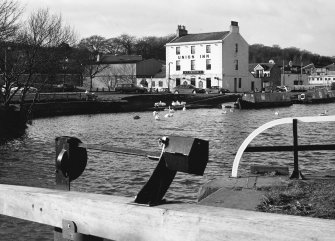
left=99, top=55, right=142, bottom=64
left=325, top=63, right=335, bottom=71
left=249, top=63, right=275, bottom=72
left=170, top=31, right=229, bottom=43
left=153, top=65, right=166, bottom=78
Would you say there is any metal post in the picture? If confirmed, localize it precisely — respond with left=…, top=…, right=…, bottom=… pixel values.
left=290, top=118, right=304, bottom=179
left=168, top=62, right=173, bottom=92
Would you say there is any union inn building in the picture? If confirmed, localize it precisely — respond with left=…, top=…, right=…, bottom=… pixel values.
left=166, top=21, right=254, bottom=92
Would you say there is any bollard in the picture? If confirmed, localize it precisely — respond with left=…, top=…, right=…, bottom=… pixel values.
left=134, top=136, right=209, bottom=206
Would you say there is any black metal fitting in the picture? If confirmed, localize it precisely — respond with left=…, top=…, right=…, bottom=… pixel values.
left=135, top=136, right=209, bottom=206
left=55, top=136, right=87, bottom=191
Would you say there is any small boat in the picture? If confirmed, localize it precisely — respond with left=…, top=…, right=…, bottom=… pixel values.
left=171, top=101, right=187, bottom=110
left=154, top=101, right=166, bottom=107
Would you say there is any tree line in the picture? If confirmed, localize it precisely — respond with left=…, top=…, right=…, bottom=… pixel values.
left=79, top=36, right=334, bottom=67
left=249, top=44, right=334, bottom=67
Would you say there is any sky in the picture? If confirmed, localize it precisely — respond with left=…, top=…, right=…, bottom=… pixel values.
left=19, top=0, right=335, bottom=57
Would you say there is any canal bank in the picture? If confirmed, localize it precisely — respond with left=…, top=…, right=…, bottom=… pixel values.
left=26, top=93, right=240, bottom=118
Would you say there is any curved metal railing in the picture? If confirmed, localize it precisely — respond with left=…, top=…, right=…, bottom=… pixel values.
left=231, top=115, right=335, bottom=178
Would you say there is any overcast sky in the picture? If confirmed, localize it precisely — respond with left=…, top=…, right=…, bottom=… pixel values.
left=20, top=0, right=335, bottom=57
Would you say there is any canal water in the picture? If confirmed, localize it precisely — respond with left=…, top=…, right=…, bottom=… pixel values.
left=1, top=102, right=335, bottom=240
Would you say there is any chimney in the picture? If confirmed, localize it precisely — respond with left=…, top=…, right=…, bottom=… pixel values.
left=177, top=25, right=188, bottom=37
left=230, top=21, right=239, bottom=33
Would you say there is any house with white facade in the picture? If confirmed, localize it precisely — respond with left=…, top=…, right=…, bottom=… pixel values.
left=166, top=21, right=253, bottom=92
left=249, top=61, right=281, bottom=91
left=84, top=55, right=162, bottom=90
left=307, top=63, right=335, bottom=86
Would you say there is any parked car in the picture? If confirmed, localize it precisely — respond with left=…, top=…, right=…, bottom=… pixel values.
left=172, top=84, right=205, bottom=94
left=205, top=86, right=230, bottom=94
left=53, top=83, right=75, bottom=92
left=114, top=83, right=147, bottom=93
left=1, top=86, right=37, bottom=94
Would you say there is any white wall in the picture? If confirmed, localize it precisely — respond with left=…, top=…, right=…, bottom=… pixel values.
left=166, top=22, right=251, bottom=92
left=222, top=30, right=250, bottom=92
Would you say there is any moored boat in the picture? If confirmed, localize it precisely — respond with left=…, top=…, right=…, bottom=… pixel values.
left=235, top=92, right=292, bottom=109
left=290, top=88, right=335, bottom=104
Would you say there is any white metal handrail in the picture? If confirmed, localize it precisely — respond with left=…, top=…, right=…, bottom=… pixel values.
left=231, top=115, right=335, bottom=178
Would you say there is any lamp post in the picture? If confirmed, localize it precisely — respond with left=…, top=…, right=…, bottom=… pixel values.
left=4, top=46, right=11, bottom=80
left=168, top=62, right=173, bottom=92
left=62, top=57, right=68, bottom=92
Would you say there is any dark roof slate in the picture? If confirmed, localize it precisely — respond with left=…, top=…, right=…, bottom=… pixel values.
left=99, top=55, right=142, bottom=64
left=170, top=31, right=229, bottom=43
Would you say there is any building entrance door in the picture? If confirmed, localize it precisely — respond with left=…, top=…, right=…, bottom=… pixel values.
left=176, top=78, right=180, bottom=86
left=191, top=78, right=196, bottom=86
left=206, top=78, right=211, bottom=88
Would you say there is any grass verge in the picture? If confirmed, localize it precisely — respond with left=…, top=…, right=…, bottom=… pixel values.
left=257, top=179, right=335, bottom=219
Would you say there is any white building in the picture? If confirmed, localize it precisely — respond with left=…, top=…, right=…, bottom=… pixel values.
left=307, top=63, right=335, bottom=86
left=166, top=21, right=252, bottom=92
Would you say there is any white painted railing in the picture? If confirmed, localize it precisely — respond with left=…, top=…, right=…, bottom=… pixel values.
left=231, top=115, right=335, bottom=178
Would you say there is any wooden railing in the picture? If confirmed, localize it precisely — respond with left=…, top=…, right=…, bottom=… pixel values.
left=1, top=184, right=335, bottom=241
left=231, top=115, right=335, bottom=178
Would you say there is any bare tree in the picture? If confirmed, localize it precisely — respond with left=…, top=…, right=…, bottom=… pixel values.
left=77, top=35, right=110, bottom=90
left=114, top=34, right=136, bottom=55
left=78, top=35, right=109, bottom=53
left=0, top=0, right=22, bottom=42
left=0, top=8, right=77, bottom=107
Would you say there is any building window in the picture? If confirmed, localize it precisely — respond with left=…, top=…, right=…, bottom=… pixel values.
left=235, top=60, right=238, bottom=70
left=235, top=43, right=238, bottom=53
left=199, top=81, right=203, bottom=88
left=158, top=81, right=163, bottom=87
left=176, top=47, right=180, bottom=55
left=206, top=59, right=211, bottom=70
left=152, top=81, right=155, bottom=87
left=176, top=78, right=181, bottom=86
left=190, top=78, right=196, bottom=86
left=176, top=60, right=180, bottom=71
left=238, top=78, right=241, bottom=88
left=191, top=46, right=195, bottom=54
left=191, top=60, right=195, bottom=70
left=206, top=45, right=211, bottom=53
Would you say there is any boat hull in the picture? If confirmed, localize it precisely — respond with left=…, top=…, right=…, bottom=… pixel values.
left=236, top=92, right=292, bottom=109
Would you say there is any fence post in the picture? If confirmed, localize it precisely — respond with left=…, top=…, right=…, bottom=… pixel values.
left=290, top=118, right=304, bottom=179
